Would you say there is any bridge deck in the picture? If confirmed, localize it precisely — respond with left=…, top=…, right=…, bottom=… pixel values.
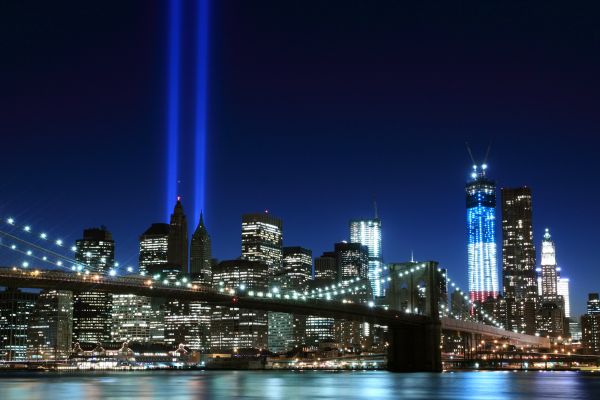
left=0, top=267, right=429, bottom=327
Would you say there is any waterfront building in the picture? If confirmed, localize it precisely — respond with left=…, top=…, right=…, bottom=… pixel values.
left=241, top=212, right=283, bottom=353
left=582, top=293, right=600, bottom=354
left=466, top=164, right=499, bottom=303
left=306, top=252, right=337, bottom=348
left=335, top=242, right=369, bottom=284
left=537, top=297, right=565, bottom=338
left=73, top=227, right=114, bottom=344
left=269, top=246, right=312, bottom=353
left=350, top=217, right=383, bottom=297
left=167, top=197, right=189, bottom=273
left=0, top=288, right=38, bottom=361
left=139, top=223, right=170, bottom=275
left=27, top=290, right=73, bottom=360
left=164, top=297, right=211, bottom=351
left=111, top=294, right=152, bottom=343
left=210, top=260, right=269, bottom=352
left=190, top=212, right=212, bottom=285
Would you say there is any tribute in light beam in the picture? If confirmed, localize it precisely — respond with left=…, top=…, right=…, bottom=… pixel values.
left=194, top=0, right=210, bottom=224
left=166, top=0, right=182, bottom=220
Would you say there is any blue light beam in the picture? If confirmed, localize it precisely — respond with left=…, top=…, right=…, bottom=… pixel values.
left=166, top=0, right=182, bottom=220
left=194, top=0, right=210, bottom=224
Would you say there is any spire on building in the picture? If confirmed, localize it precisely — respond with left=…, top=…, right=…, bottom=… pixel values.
left=190, top=210, right=211, bottom=284
left=167, top=197, right=189, bottom=273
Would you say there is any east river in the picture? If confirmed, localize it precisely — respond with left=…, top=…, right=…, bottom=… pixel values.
left=0, top=370, right=599, bottom=399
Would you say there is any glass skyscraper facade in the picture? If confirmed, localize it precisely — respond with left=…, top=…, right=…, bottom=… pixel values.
left=139, top=223, right=170, bottom=275
left=466, top=164, right=499, bottom=303
left=27, top=290, right=73, bottom=360
left=349, top=218, right=383, bottom=297
left=73, top=227, right=114, bottom=344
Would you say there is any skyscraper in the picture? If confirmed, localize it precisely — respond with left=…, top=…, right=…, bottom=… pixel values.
left=0, top=288, right=38, bottom=361
left=313, top=252, right=338, bottom=283
left=501, top=187, right=538, bottom=334
left=540, top=228, right=558, bottom=297
left=582, top=293, right=600, bottom=354
left=501, top=187, right=537, bottom=299
left=190, top=212, right=212, bottom=284
left=466, top=164, right=498, bottom=303
left=167, top=197, right=189, bottom=273
left=557, top=277, right=571, bottom=319
left=537, top=228, right=566, bottom=338
left=139, top=223, right=170, bottom=275
left=269, top=247, right=312, bottom=353
left=27, top=290, right=73, bottom=360
left=111, top=294, right=152, bottom=343
left=335, top=242, right=369, bottom=284
left=73, top=227, right=114, bottom=344
left=241, top=212, right=283, bottom=277
left=350, top=217, right=383, bottom=297
left=276, top=246, right=312, bottom=291
left=210, top=260, right=269, bottom=351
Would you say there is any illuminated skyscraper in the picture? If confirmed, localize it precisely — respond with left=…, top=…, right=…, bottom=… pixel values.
left=276, top=246, right=312, bottom=291
left=466, top=164, right=498, bottom=303
left=269, top=247, right=312, bottom=353
left=583, top=294, right=600, bottom=354
left=501, top=187, right=538, bottom=334
left=190, top=212, right=212, bottom=285
left=501, top=187, right=537, bottom=299
left=335, top=242, right=369, bottom=284
left=73, top=227, right=114, bottom=344
left=557, top=277, right=571, bottom=318
left=350, top=218, right=383, bottom=297
left=139, top=223, right=170, bottom=275
left=313, top=252, right=338, bottom=283
left=210, top=260, right=269, bottom=351
left=167, top=197, right=189, bottom=273
left=27, top=290, right=73, bottom=361
left=111, top=294, right=152, bottom=343
left=0, top=288, right=38, bottom=361
left=540, top=229, right=558, bottom=297
left=537, top=229, right=566, bottom=338
left=241, top=212, right=283, bottom=277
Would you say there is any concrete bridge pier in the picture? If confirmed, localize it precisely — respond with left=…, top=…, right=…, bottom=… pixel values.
left=387, top=320, right=442, bottom=372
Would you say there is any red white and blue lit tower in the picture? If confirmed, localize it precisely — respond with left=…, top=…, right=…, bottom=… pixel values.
left=466, top=164, right=499, bottom=303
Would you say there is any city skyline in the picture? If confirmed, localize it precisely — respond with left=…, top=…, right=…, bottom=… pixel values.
left=2, top=1, right=600, bottom=320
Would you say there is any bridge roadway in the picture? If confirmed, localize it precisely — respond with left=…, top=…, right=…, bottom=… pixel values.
left=0, top=267, right=548, bottom=371
left=0, top=267, right=429, bottom=327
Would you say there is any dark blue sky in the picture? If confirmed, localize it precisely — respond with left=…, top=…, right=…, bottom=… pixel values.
left=2, top=1, right=599, bottom=315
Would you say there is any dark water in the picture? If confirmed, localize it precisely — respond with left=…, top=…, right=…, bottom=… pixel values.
left=0, top=370, right=599, bottom=399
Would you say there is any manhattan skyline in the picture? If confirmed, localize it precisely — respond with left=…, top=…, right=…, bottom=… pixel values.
left=2, top=0, right=600, bottom=319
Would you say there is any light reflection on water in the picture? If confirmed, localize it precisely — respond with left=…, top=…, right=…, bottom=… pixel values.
left=0, top=370, right=598, bottom=400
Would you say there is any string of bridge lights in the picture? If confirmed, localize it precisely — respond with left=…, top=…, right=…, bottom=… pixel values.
left=1, top=216, right=136, bottom=275
left=1, top=216, right=503, bottom=328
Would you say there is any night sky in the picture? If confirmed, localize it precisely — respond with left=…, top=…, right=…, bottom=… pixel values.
left=2, top=1, right=600, bottom=315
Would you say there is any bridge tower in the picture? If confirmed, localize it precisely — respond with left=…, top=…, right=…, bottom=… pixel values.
left=385, top=261, right=443, bottom=372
